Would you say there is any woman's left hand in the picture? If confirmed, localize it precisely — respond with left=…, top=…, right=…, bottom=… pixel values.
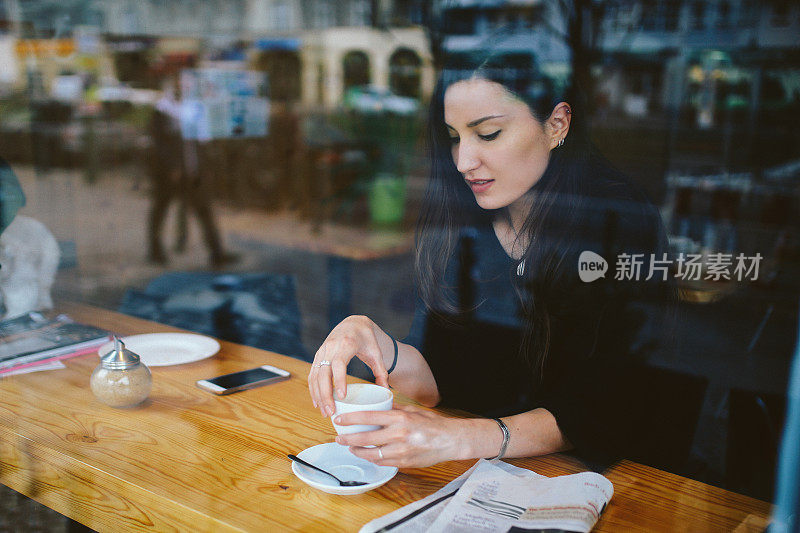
left=333, top=404, right=467, bottom=468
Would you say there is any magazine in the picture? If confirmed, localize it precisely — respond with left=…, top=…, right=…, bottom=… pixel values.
left=0, top=312, right=111, bottom=373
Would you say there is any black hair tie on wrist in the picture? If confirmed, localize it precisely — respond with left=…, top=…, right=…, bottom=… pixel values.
left=387, top=336, right=399, bottom=374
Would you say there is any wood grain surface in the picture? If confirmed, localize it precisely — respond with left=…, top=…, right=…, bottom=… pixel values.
left=0, top=304, right=773, bottom=532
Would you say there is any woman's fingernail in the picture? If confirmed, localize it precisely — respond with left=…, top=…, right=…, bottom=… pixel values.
left=326, top=406, right=335, bottom=417
left=334, top=416, right=342, bottom=424
left=335, top=436, right=342, bottom=444
left=337, top=389, right=344, bottom=399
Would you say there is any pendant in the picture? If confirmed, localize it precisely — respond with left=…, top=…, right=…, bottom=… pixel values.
left=517, top=259, right=525, bottom=276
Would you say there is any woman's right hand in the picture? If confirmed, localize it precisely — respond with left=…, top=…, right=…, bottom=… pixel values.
left=308, top=315, right=392, bottom=418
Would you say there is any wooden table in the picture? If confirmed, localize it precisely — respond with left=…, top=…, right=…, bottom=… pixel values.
left=0, top=305, right=772, bottom=532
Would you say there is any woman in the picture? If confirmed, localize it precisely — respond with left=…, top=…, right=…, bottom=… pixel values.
left=308, top=50, right=673, bottom=469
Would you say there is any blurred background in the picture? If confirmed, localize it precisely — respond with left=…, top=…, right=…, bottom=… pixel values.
left=0, top=0, right=799, bottom=523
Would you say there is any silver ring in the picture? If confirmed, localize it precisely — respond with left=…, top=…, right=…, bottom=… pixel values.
left=377, top=447, right=384, bottom=460
left=314, top=360, right=332, bottom=368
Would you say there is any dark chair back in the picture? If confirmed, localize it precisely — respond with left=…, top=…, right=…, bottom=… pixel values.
left=119, top=272, right=308, bottom=361
left=629, top=366, right=709, bottom=475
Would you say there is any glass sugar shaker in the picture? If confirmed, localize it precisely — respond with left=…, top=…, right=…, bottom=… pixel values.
left=90, top=336, right=152, bottom=408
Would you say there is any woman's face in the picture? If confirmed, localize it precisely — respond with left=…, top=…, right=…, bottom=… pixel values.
left=444, top=78, right=554, bottom=213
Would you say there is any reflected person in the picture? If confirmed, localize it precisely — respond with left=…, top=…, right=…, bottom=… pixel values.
left=147, top=79, right=236, bottom=268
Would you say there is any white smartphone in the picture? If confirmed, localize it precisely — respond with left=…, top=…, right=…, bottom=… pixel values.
left=196, top=365, right=291, bottom=395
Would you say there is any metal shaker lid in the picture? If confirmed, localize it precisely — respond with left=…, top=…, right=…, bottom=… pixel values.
left=100, top=336, right=141, bottom=370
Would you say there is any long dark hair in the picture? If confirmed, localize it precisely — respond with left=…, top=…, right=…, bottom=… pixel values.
left=415, top=48, right=667, bottom=380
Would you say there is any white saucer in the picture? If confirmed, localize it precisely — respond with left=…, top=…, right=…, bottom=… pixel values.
left=98, top=333, right=220, bottom=367
left=291, top=442, right=398, bottom=495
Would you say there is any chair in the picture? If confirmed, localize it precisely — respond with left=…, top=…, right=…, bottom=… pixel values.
left=119, top=272, right=309, bottom=361
left=628, top=366, right=709, bottom=476
left=726, top=389, right=786, bottom=501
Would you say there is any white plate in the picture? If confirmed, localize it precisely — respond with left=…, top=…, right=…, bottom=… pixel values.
left=291, top=442, right=398, bottom=495
left=98, top=333, right=220, bottom=367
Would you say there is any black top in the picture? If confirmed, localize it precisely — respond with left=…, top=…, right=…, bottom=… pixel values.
left=404, top=172, right=674, bottom=467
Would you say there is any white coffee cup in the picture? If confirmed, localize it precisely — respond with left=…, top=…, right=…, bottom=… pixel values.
left=331, top=383, right=393, bottom=435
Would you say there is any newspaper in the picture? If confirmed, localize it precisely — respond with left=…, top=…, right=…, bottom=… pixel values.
left=360, top=460, right=612, bottom=533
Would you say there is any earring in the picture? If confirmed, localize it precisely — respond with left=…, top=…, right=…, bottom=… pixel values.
left=558, top=138, right=564, bottom=148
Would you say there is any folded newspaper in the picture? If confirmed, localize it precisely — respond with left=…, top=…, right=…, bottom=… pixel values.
left=361, top=460, right=612, bottom=533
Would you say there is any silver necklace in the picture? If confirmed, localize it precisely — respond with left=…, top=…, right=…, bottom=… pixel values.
left=501, top=213, right=528, bottom=276
left=509, top=220, right=527, bottom=277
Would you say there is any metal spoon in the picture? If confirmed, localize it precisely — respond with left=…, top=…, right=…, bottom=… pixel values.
left=287, top=454, right=369, bottom=487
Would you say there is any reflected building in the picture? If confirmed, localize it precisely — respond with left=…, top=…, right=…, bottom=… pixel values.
left=243, top=0, right=433, bottom=107
left=0, top=0, right=432, bottom=108
left=438, top=0, right=572, bottom=83
left=597, top=0, right=800, bottom=127
left=0, top=0, right=434, bottom=109
left=434, top=0, right=800, bottom=128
